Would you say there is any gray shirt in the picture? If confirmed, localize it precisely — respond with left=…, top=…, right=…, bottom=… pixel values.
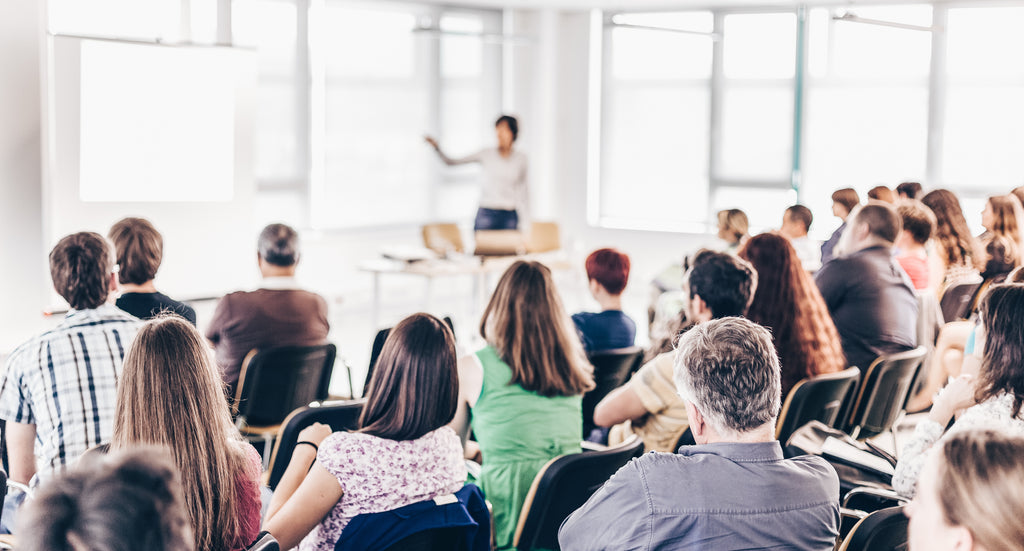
left=558, top=441, right=840, bottom=551
left=436, top=147, right=529, bottom=219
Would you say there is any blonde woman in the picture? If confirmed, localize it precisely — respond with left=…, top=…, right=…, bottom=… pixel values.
left=979, top=194, right=1024, bottom=279
left=716, top=209, right=749, bottom=252
left=456, top=260, right=594, bottom=549
left=111, top=316, right=262, bottom=551
left=906, top=429, right=1024, bottom=550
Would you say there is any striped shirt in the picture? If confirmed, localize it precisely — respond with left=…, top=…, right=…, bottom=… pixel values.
left=0, top=304, right=141, bottom=481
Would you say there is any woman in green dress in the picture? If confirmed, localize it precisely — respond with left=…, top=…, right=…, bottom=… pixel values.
left=455, top=260, right=595, bottom=549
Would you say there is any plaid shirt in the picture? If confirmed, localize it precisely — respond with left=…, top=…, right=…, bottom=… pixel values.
left=0, top=304, right=141, bottom=481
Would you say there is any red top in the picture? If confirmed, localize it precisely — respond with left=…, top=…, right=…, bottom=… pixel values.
left=897, top=255, right=929, bottom=290
left=229, top=444, right=264, bottom=551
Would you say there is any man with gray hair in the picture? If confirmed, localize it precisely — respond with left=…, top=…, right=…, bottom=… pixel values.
left=559, top=317, right=840, bottom=550
left=206, top=223, right=329, bottom=395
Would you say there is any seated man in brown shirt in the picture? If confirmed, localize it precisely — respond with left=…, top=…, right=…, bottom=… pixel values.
left=206, top=223, right=330, bottom=395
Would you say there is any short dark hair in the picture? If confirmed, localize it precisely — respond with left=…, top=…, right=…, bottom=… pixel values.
left=495, top=115, right=519, bottom=141
left=50, top=232, right=113, bottom=310
left=686, top=250, right=757, bottom=318
left=785, top=205, right=813, bottom=231
left=17, top=447, right=194, bottom=551
left=585, top=248, right=630, bottom=296
left=257, top=223, right=299, bottom=267
left=897, top=181, right=922, bottom=199
left=109, top=217, right=163, bottom=285
left=853, top=202, right=902, bottom=243
left=831, top=188, right=860, bottom=213
left=897, top=201, right=936, bottom=245
left=360, top=313, right=459, bottom=441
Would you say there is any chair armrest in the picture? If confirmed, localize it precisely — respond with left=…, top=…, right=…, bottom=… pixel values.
left=581, top=441, right=608, bottom=452
left=842, top=486, right=906, bottom=511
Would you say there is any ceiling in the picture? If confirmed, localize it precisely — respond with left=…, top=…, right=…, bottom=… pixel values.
left=428, top=0, right=990, bottom=11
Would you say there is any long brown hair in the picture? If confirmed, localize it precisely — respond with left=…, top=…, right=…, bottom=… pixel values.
left=977, top=284, right=1024, bottom=418
left=112, top=316, right=253, bottom=551
left=922, top=189, right=984, bottom=272
left=360, top=313, right=459, bottom=441
left=480, top=261, right=594, bottom=397
left=738, top=233, right=846, bottom=396
left=983, top=195, right=1024, bottom=268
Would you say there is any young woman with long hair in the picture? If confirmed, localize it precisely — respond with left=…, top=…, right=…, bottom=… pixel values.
left=738, top=233, right=846, bottom=396
left=979, top=194, right=1024, bottom=279
left=111, top=316, right=262, bottom=551
left=264, top=313, right=466, bottom=550
left=456, top=260, right=594, bottom=549
left=716, top=209, right=749, bottom=251
left=921, top=189, right=984, bottom=290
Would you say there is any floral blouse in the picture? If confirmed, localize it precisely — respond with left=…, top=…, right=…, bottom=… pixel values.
left=298, top=427, right=467, bottom=551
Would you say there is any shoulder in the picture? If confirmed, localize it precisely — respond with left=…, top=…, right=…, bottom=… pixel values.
left=571, top=311, right=593, bottom=326
left=783, top=454, right=840, bottom=489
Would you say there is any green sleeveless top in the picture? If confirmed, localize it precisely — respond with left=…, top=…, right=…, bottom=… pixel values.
left=471, top=346, right=582, bottom=549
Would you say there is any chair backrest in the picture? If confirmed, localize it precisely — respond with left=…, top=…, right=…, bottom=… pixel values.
left=775, top=367, right=861, bottom=444
left=246, top=531, right=281, bottom=551
left=845, top=347, right=927, bottom=440
left=512, top=435, right=644, bottom=551
left=422, top=223, right=465, bottom=255
left=838, top=506, right=908, bottom=551
left=582, top=347, right=644, bottom=438
left=525, top=222, right=560, bottom=253
left=234, top=344, right=336, bottom=427
left=266, top=399, right=366, bottom=490
left=939, top=281, right=981, bottom=322
left=365, top=317, right=455, bottom=397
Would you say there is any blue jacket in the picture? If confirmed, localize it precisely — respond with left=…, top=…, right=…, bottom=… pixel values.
left=334, top=484, right=490, bottom=551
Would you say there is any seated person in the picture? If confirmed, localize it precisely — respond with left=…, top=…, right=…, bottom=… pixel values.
left=17, top=447, right=195, bottom=551
left=978, top=194, right=1023, bottom=281
left=906, top=429, right=1024, bottom=551
left=594, top=250, right=756, bottom=452
left=206, top=223, right=330, bottom=395
left=559, top=317, right=840, bottom=550
left=868, top=185, right=896, bottom=203
left=895, top=200, right=937, bottom=291
left=265, top=313, right=467, bottom=550
left=815, top=203, right=918, bottom=373
left=108, top=217, right=197, bottom=325
left=716, top=208, right=749, bottom=252
left=897, top=181, right=923, bottom=200
left=779, top=204, right=821, bottom=272
left=821, top=187, right=860, bottom=265
left=572, top=248, right=636, bottom=352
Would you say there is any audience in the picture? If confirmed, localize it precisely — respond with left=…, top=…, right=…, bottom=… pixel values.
left=572, top=248, right=636, bottom=352
left=906, top=430, right=1024, bottom=551
left=868, top=185, right=896, bottom=203
left=455, top=261, right=593, bottom=549
left=594, top=250, right=756, bottom=452
left=978, top=194, right=1023, bottom=280
left=206, top=223, right=330, bottom=395
left=895, top=200, right=937, bottom=291
left=1012, top=185, right=1024, bottom=210
left=894, top=283, right=1024, bottom=497
left=111, top=316, right=262, bottom=551
left=559, top=317, right=840, bottom=550
left=108, top=217, right=197, bottom=325
left=738, top=233, right=845, bottom=396
left=265, top=313, right=466, bottom=550
left=921, top=189, right=983, bottom=290
left=716, top=208, right=749, bottom=252
left=821, top=187, right=860, bottom=265
left=17, top=448, right=195, bottom=551
left=779, top=204, right=821, bottom=272
left=0, top=232, right=142, bottom=532
left=897, top=181, right=923, bottom=200
left=815, top=203, right=918, bottom=372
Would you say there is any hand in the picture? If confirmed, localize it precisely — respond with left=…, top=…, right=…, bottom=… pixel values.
left=930, top=374, right=978, bottom=425
left=297, top=422, right=333, bottom=447
left=424, top=135, right=439, bottom=149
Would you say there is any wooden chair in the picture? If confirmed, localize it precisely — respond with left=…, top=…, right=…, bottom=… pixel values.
left=582, top=347, right=644, bottom=438
left=265, top=399, right=366, bottom=490
left=843, top=347, right=927, bottom=440
left=525, top=222, right=560, bottom=253
left=233, top=344, right=336, bottom=468
left=838, top=506, right=908, bottom=551
left=512, top=435, right=644, bottom=551
left=421, top=223, right=465, bottom=255
left=775, top=367, right=860, bottom=445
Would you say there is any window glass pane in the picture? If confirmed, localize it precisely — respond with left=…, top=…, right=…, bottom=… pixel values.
left=254, top=81, right=302, bottom=180
left=49, top=0, right=179, bottom=41
left=190, top=0, right=219, bottom=45
left=947, top=7, right=1024, bottom=79
left=441, top=14, right=483, bottom=78
left=323, top=6, right=416, bottom=78
left=232, top=0, right=297, bottom=75
left=713, top=187, right=797, bottom=231
left=943, top=86, right=1024, bottom=190
left=718, top=86, right=793, bottom=180
left=610, top=12, right=713, bottom=80
left=723, top=13, right=796, bottom=79
left=808, top=5, right=932, bottom=79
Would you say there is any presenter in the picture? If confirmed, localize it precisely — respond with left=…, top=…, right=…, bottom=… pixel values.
left=425, top=115, right=529, bottom=231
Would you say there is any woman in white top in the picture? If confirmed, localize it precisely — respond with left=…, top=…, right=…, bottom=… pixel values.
left=425, top=115, right=529, bottom=231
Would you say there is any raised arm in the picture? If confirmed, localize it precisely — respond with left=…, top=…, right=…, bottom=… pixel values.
left=424, top=136, right=481, bottom=166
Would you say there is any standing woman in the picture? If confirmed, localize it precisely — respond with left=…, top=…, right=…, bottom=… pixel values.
left=456, top=261, right=594, bottom=549
left=111, top=316, right=262, bottom=551
left=425, top=115, right=529, bottom=231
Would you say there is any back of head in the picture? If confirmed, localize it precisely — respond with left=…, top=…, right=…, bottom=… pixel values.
left=258, top=223, right=299, bottom=267
left=784, top=205, right=813, bottom=232
left=361, top=313, right=458, bottom=441
left=897, top=181, right=923, bottom=200
left=673, top=317, right=782, bottom=435
left=1012, top=186, right=1024, bottom=209
left=717, top=209, right=749, bottom=243
left=686, top=250, right=757, bottom=318
left=987, top=195, right=1023, bottom=242
left=113, top=315, right=244, bottom=551
left=897, top=200, right=937, bottom=245
left=17, top=447, right=194, bottom=551
left=851, top=202, right=901, bottom=244
left=108, top=217, right=163, bottom=285
left=585, top=248, right=630, bottom=295
left=922, top=189, right=980, bottom=269
left=977, top=283, right=1024, bottom=418
left=937, top=430, right=1024, bottom=551
left=50, top=232, right=114, bottom=311
left=867, top=186, right=896, bottom=204
left=481, top=260, right=594, bottom=397
left=831, top=188, right=860, bottom=213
